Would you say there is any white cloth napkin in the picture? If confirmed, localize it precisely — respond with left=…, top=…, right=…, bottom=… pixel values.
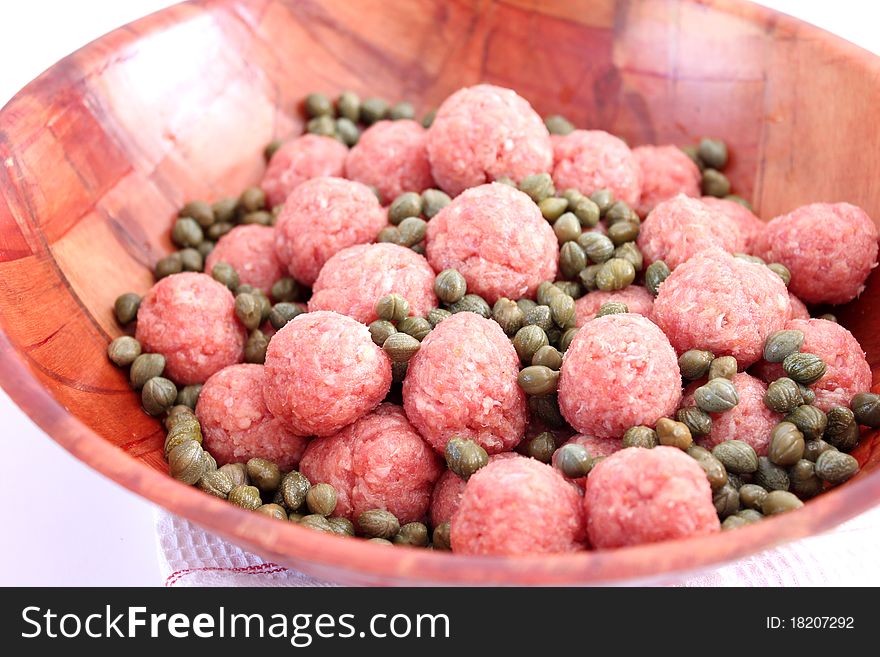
left=155, top=505, right=880, bottom=586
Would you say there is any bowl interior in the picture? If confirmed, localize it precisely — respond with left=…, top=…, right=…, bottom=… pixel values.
left=1, top=0, right=879, bottom=585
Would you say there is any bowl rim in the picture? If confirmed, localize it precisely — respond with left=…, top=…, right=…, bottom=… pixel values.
left=2, top=0, right=880, bottom=585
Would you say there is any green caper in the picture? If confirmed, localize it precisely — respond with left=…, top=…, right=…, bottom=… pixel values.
left=803, top=439, right=835, bottom=463
left=336, top=90, right=360, bottom=122
left=168, top=439, right=207, bottom=485
left=531, top=345, right=562, bottom=370
left=577, top=232, right=615, bottom=263
left=767, top=263, right=791, bottom=286
left=383, top=332, right=421, bottom=362
left=398, top=216, right=428, bottom=247
left=687, top=445, right=728, bottom=490
left=555, top=443, right=593, bottom=479
left=525, top=431, right=556, bottom=463
left=375, top=293, right=410, bottom=322
left=391, top=361, right=408, bottom=384
left=851, top=392, right=880, bottom=428
left=279, top=471, right=311, bottom=510
left=655, top=418, right=693, bottom=450
left=270, top=277, right=299, bottom=303
left=255, top=504, right=288, bottom=520
left=721, top=515, right=748, bottom=531
left=613, top=242, right=643, bottom=272
left=708, top=356, right=737, bottom=380
left=298, top=514, right=333, bottom=533
left=513, top=325, right=549, bottom=363
left=518, top=173, right=555, bottom=203
left=219, top=463, right=248, bottom=488
left=171, top=217, right=204, bottom=248
left=782, top=352, right=826, bottom=385
left=197, top=468, right=234, bottom=499
left=304, top=92, right=333, bottom=118
left=595, top=258, right=635, bottom=291
left=432, top=522, right=451, bottom=550
left=305, top=483, right=338, bottom=517
left=388, top=192, right=423, bottom=224
left=761, top=490, right=803, bottom=515
left=572, top=196, right=600, bottom=227
left=389, top=101, right=415, bottom=120
left=622, top=425, right=658, bottom=449
left=711, top=440, right=758, bottom=474
left=764, top=377, right=804, bottom=413
left=155, top=253, right=183, bottom=279
left=492, top=298, right=525, bottom=336
left=544, top=114, right=574, bottom=135
left=798, top=385, right=816, bottom=405
left=764, top=330, right=805, bottom=362
left=558, top=327, right=579, bottom=352
left=595, top=301, right=628, bottom=318
left=697, top=138, right=728, bottom=169
left=178, top=248, right=203, bottom=272
left=559, top=241, right=587, bottom=279
left=206, top=221, right=234, bottom=241
left=164, top=404, right=195, bottom=430
left=538, top=196, right=569, bottom=222
left=421, top=109, right=436, bottom=129
left=754, top=456, right=790, bottom=491
left=164, top=418, right=202, bottom=458
left=578, top=264, right=602, bottom=292
left=444, top=437, right=489, bottom=480
left=645, top=260, right=670, bottom=296
left=268, top=302, right=303, bottom=330
left=590, top=189, right=615, bottom=214
left=694, top=377, right=739, bottom=412
left=768, top=422, right=805, bottom=466
left=784, top=404, right=827, bottom=440
left=246, top=458, right=281, bottom=493
left=677, top=406, right=713, bottom=436
left=114, top=293, right=141, bottom=325
left=433, top=269, right=466, bottom=304
left=553, top=212, right=581, bottom=244
left=376, top=226, right=400, bottom=244
left=179, top=200, right=215, bottom=227
left=196, top=241, right=215, bottom=259
left=815, top=450, right=859, bottom=485
left=393, top=522, right=429, bottom=547
left=141, top=376, right=177, bottom=416
left=263, top=139, right=283, bottom=162
left=327, top=517, right=356, bottom=536
left=824, top=407, right=859, bottom=452
left=604, top=201, right=635, bottom=226
left=211, top=262, right=239, bottom=291
left=130, top=353, right=165, bottom=390
left=701, top=168, right=730, bottom=197
left=368, top=320, right=397, bottom=346
left=517, top=365, right=560, bottom=396
left=107, top=336, right=142, bottom=367
left=548, top=293, right=576, bottom=328
left=358, top=509, right=400, bottom=539
left=528, top=394, right=566, bottom=429
left=448, top=294, right=491, bottom=317
left=421, top=189, right=451, bottom=219
left=735, top=253, right=765, bottom=265
left=607, top=220, right=639, bottom=246
left=739, top=484, right=768, bottom=510
left=713, top=483, right=740, bottom=518
left=737, top=509, right=763, bottom=523
left=233, top=293, right=261, bottom=330
left=360, top=97, right=389, bottom=124
left=244, top=329, right=269, bottom=364
left=789, top=459, right=823, bottom=499
left=425, top=307, right=451, bottom=327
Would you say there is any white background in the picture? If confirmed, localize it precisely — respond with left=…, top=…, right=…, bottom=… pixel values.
left=0, top=0, right=877, bottom=585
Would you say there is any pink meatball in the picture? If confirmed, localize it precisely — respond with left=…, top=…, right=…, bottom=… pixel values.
left=426, top=84, right=552, bottom=196
left=196, top=364, right=309, bottom=471
left=308, top=243, right=437, bottom=323
left=403, top=312, right=527, bottom=454
left=425, top=183, right=558, bottom=303
left=345, top=120, right=434, bottom=202
left=263, top=311, right=391, bottom=436
left=274, top=177, right=387, bottom=286
left=681, top=373, right=781, bottom=456
left=701, top=196, right=766, bottom=253
left=756, top=202, right=878, bottom=304
left=552, top=130, right=641, bottom=206
left=633, top=145, right=700, bottom=217
left=574, top=286, right=655, bottom=326
left=450, top=457, right=586, bottom=556
left=551, top=434, right=622, bottom=489
left=260, top=134, right=348, bottom=208
left=429, top=452, right=518, bottom=527
left=652, top=248, right=791, bottom=367
left=751, top=318, right=872, bottom=412
left=637, top=194, right=745, bottom=269
left=299, top=404, right=442, bottom=524
left=788, top=292, right=810, bottom=320
left=205, top=225, right=284, bottom=293
left=136, top=272, right=245, bottom=384
left=585, top=447, right=720, bottom=548
left=558, top=314, right=682, bottom=438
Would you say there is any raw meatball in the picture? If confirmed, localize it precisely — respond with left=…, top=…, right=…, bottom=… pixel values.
left=637, top=194, right=745, bottom=269
left=263, top=311, right=391, bottom=436
left=551, top=434, right=622, bottom=489
left=788, top=292, right=810, bottom=320
left=429, top=453, right=518, bottom=527
left=751, top=318, right=872, bottom=412
left=450, top=457, right=586, bottom=555
left=426, top=84, right=552, bottom=196
left=701, top=196, right=766, bottom=253
left=274, top=177, right=386, bottom=286
left=196, top=364, right=308, bottom=471
left=574, top=286, right=655, bottom=326
left=136, top=272, right=246, bottom=384
left=558, top=313, right=682, bottom=438
left=681, top=373, right=781, bottom=456
left=425, top=182, right=558, bottom=303
left=652, top=248, right=791, bottom=367
left=756, top=202, right=878, bottom=304
left=633, top=145, right=700, bottom=217
left=260, top=134, right=348, bottom=208
left=345, top=120, right=434, bottom=202
left=308, top=243, right=437, bottom=323
left=552, top=130, right=641, bottom=206
left=403, top=312, right=527, bottom=454
left=585, top=447, right=720, bottom=548
left=205, top=224, right=284, bottom=293
left=299, top=404, right=442, bottom=524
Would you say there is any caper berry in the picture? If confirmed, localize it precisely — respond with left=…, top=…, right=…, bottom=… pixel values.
left=851, top=392, right=880, bottom=428
left=445, top=437, right=488, bottom=480
left=762, top=490, right=803, bottom=516
left=432, top=522, right=451, bottom=550
left=358, top=509, right=400, bottom=539
left=525, top=431, right=556, bottom=463
left=448, top=294, right=491, bottom=317
left=815, top=450, right=859, bottom=485
left=421, top=189, right=451, bottom=219
left=169, top=440, right=207, bottom=485
left=555, top=443, right=593, bottom=479
left=768, top=422, right=805, bottom=467
left=754, top=456, right=790, bottom=491
left=393, top=522, right=429, bottom=547
left=694, top=377, right=739, bottom=413
left=645, top=260, right=670, bottom=296
left=492, top=298, right=525, bottom=336
left=433, top=269, right=466, bottom=304
left=824, top=407, right=859, bottom=452
left=712, top=440, right=758, bottom=474
left=305, top=483, right=337, bottom=517
left=739, top=484, right=768, bottom=510
left=677, top=406, right=713, bottom=436
left=130, top=353, right=165, bottom=390
left=517, top=365, right=560, bottom=396
left=280, top=471, right=311, bottom=510
left=713, top=483, right=740, bottom=518
left=107, top=336, right=142, bottom=367
left=246, top=458, right=281, bottom=493
left=701, top=168, right=730, bottom=197
left=553, top=212, right=581, bottom=244
left=577, top=232, right=615, bottom=264
left=782, top=352, right=827, bottom=385
left=513, top=325, right=549, bottom=363
left=784, top=404, right=827, bottom=440
left=383, top=332, right=421, bottom=362
left=595, top=258, right=635, bottom=291
left=655, top=418, right=693, bottom=450
left=559, top=241, right=587, bottom=279
left=142, top=376, right=177, bottom=416
left=518, top=173, right=555, bottom=203
left=764, top=377, right=804, bottom=414
left=697, top=138, right=728, bottom=169
left=622, top=425, right=658, bottom=449
left=687, top=445, right=728, bottom=491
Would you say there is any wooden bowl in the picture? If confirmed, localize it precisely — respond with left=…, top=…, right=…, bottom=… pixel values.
left=1, top=0, right=879, bottom=585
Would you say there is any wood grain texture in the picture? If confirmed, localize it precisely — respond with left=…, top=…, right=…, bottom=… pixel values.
left=0, top=0, right=879, bottom=585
